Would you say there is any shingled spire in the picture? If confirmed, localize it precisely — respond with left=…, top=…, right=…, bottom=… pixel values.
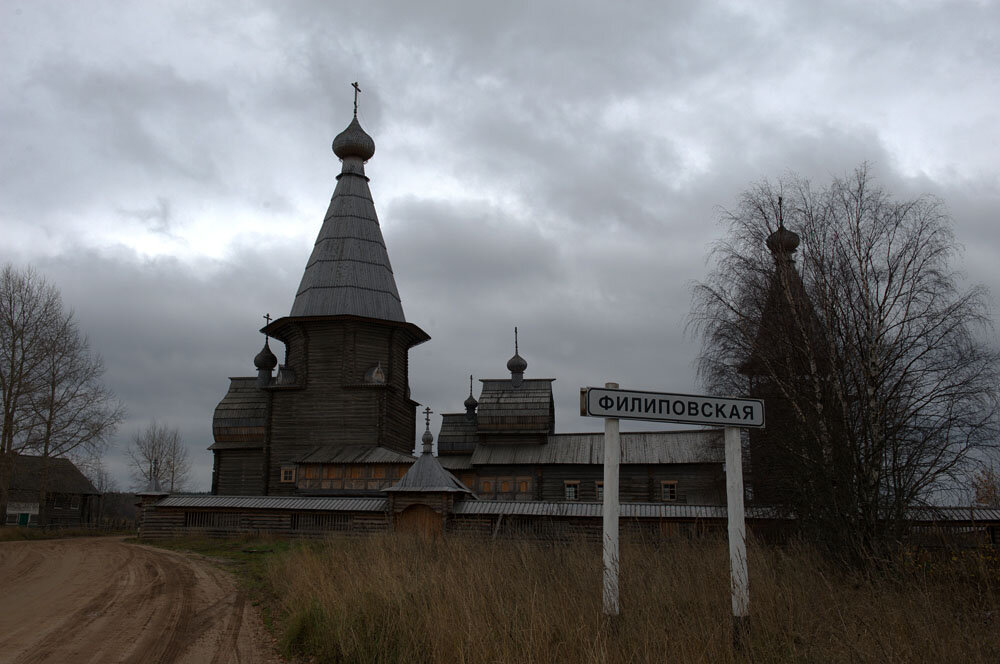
left=290, top=85, right=405, bottom=321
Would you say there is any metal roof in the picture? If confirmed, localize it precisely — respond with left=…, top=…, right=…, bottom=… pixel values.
left=289, top=119, right=406, bottom=322
left=470, top=429, right=724, bottom=466
left=297, top=445, right=415, bottom=464
left=385, top=450, right=473, bottom=493
left=156, top=495, right=387, bottom=512
left=453, top=501, right=744, bottom=519
left=8, top=454, right=98, bottom=498
left=438, top=455, right=474, bottom=471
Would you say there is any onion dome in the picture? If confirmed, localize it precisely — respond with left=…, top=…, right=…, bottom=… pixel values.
left=507, top=326, right=527, bottom=374
left=766, top=225, right=800, bottom=256
left=506, top=352, right=527, bottom=374
left=332, top=116, right=375, bottom=161
left=464, top=374, right=478, bottom=411
left=253, top=339, right=278, bottom=371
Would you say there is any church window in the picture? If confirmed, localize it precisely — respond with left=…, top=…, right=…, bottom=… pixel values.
left=661, top=481, right=678, bottom=502
left=499, top=478, right=512, bottom=493
left=303, top=466, right=319, bottom=480
left=393, top=465, right=407, bottom=479
left=324, top=465, right=342, bottom=479
left=280, top=466, right=296, bottom=483
left=517, top=477, right=531, bottom=494
left=372, top=465, right=387, bottom=479
left=595, top=481, right=604, bottom=501
left=480, top=479, right=494, bottom=494
left=349, top=466, right=364, bottom=479
left=564, top=481, right=580, bottom=501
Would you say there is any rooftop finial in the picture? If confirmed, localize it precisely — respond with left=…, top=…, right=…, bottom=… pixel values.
left=507, top=326, right=527, bottom=386
left=464, top=374, right=478, bottom=415
left=766, top=195, right=800, bottom=258
left=421, top=406, right=434, bottom=454
left=254, top=313, right=278, bottom=377
left=352, top=81, right=361, bottom=117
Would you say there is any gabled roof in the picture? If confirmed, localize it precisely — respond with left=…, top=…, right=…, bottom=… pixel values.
left=290, top=117, right=406, bottom=322
left=386, top=450, right=474, bottom=494
left=470, top=429, right=724, bottom=465
left=476, top=378, right=555, bottom=435
left=8, top=455, right=99, bottom=498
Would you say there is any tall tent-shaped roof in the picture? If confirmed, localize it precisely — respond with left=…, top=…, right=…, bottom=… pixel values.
left=289, top=111, right=406, bottom=322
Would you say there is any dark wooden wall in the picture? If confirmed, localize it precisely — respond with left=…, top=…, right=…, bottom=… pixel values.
left=470, top=463, right=725, bottom=504
left=214, top=449, right=265, bottom=496
left=267, top=319, right=423, bottom=496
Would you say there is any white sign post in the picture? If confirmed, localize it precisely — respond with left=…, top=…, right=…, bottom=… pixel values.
left=602, top=382, right=621, bottom=617
left=582, top=386, right=762, bottom=645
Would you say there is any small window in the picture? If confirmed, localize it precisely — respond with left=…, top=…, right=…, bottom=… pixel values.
left=280, top=466, right=296, bottom=483
left=517, top=477, right=531, bottom=494
left=564, top=481, right=580, bottom=501
left=303, top=465, right=319, bottom=480
left=595, top=481, right=604, bottom=501
left=70, top=496, right=80, bottom=509
left=480, top=479, right=494, bottom=494
left=661, top=481, right=678, bottom=502
left=324, top=465, right=342, bottom=479
left=349, top=466, right=364, bottom=479
left=393, top=465, right=407, bottom=479
left=499, top=477, right=512, bottom=493
left=372, top=465, right=387, bottom=479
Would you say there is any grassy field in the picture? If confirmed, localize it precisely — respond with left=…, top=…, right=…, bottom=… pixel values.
left=158, top=534, right=1000, bottom=664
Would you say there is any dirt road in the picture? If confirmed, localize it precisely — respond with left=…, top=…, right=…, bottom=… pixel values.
left=0, top=537, right=283, bottom=664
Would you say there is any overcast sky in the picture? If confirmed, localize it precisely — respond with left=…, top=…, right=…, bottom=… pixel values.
left=3, top=0, right=999, bottom=491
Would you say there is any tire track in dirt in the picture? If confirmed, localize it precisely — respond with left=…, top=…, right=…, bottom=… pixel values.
left=0, top=537, right=282, bottom=664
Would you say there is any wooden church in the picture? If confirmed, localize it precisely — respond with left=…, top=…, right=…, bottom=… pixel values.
left=209, top=99, right=726, bottom=507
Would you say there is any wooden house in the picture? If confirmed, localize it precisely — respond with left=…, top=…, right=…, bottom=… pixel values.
left=4, top=454, right=99, bottom=527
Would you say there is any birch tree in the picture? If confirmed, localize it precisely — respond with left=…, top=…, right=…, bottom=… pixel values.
left=691, top=165, right=1000, bottom=561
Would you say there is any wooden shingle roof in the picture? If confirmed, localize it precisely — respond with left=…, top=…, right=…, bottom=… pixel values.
left=290, top=118, right=405, bottom=322
left=476, top=378, right=555, bottom=435
left=211, top=377, right=269, bottom=449
left=437, top=413, right=478, bottom=454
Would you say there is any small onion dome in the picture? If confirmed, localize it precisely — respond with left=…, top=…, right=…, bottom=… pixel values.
left=507, top=351, right=527, bottom=374
left=421, top=428, right=434, bottom=454
left=254, top=339, right=278, bottom=371
left=766, top=225, right=800, bottom=255
left=332, top=116, right=375, bottom=161
left=464, top=393, right=478, bottom=410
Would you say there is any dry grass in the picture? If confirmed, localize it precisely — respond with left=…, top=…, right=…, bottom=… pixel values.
left=263, top=535, right=999, bottom=664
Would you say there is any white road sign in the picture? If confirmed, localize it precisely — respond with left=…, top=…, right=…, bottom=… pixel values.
left=580, top=386, right=764, bottom=428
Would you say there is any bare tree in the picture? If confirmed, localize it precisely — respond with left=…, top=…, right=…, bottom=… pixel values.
left=0, top=265, right=67, bottom=522
left=29, top=313, right=124, bottom=525
left=691, top=165, right=1000, bottom=561
left=127, top=421, right=191, bottom=492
